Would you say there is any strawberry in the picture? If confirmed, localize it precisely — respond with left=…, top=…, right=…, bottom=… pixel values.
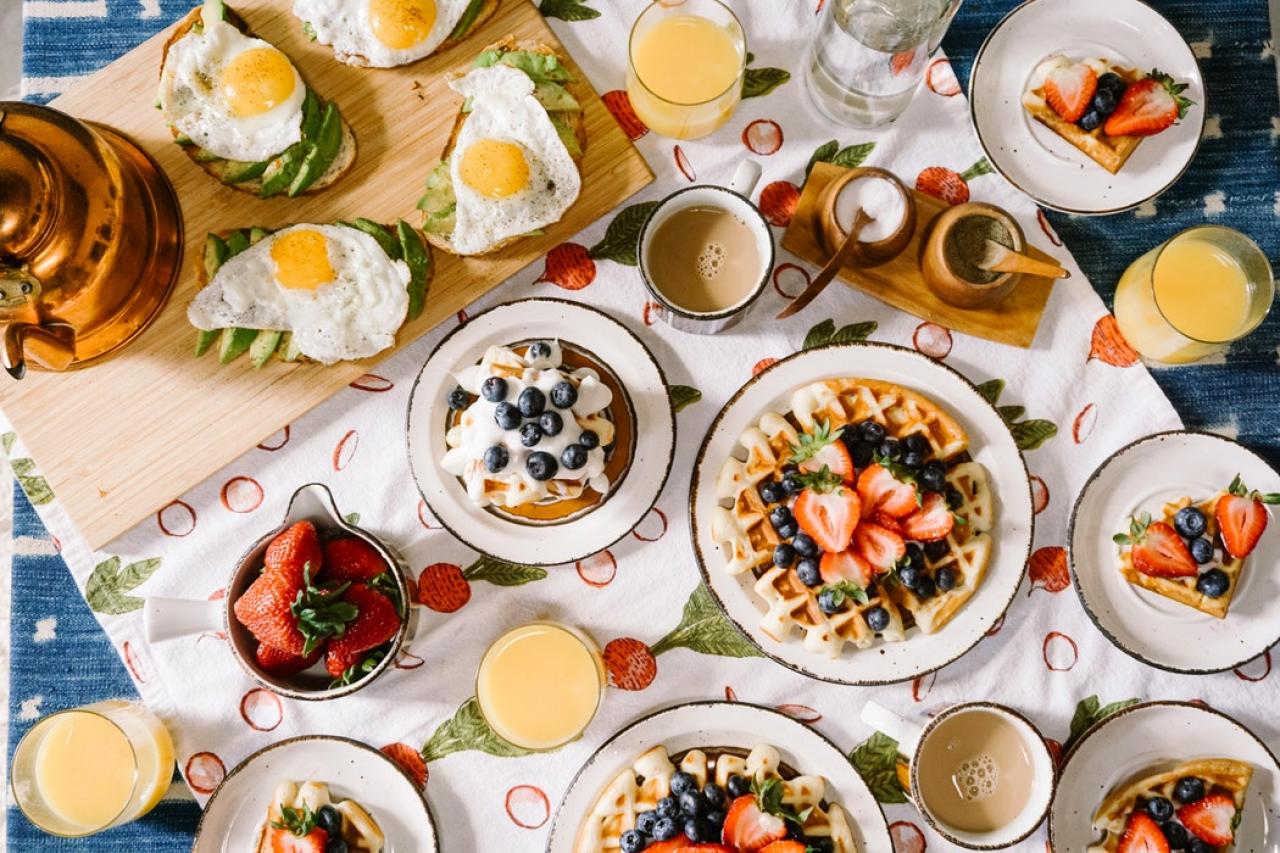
left=234, top=572, right=307, bottom=656
left=760, top=843, right=808, bottom=853
left=789, top=421, right=855, bottom=484
left=1177, top=793, right=1238, bottom=846
left=322, top=536, right=389, bottom=583
left=324, top=584, right=400, bottom=678
left=268, top=803, right=328, bottom=853
left=1116, top=517, right=1197, bottom=578
left=646, top=841, right=736, bottom=853
left=1216, top=474, right=1280, bottom=558
left=722, top=794, right=787, bottom=851
left=857, top=463, right=918, bottom=519
left=1104, top=70, right=1193, bottom=137
left=871, top=512, right=904, bottom=536
left=254, top=642, right=321, bottom=677
left=854, top=522, right=906, bottom=572
left=819, top=549, right=872, bottom=587
left=793, top=470, right=861, bottom=553
left=264, top=521, right=323, bottom=586
left=902, top=492, right=955, bottom=542
left=1116, top=811, right=1170, bottom=853
left=1044, top=61, right=1097, bottom=122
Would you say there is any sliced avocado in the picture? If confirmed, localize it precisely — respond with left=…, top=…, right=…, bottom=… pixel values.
left=534, top=82, right=580, bottom=112
left=193, top=147, right=224, bottom=163
left=287, top=102, right=342, bottom=197
left=301, top=19, right=317, bottom=40
left=258, top=144, right=306, bottom=198
left=194, top=329, right=220, bottom=358
left=223, top=158, right=270, bottom=184
left=397, top=220, right=430, bottom=320
left=550, top=114, right=581, bottom=157
left=280, top=333, right=302, bottom=362
left=448, top=0, right=486, bottom=40
left=248, top=226, right=271, bottom=244
left=417, top=160, right=456, bottom=235
left=218, top=327, right=259, bottom=364
left=344, top=218, right=399, bottom=258
left=203, top=233, right=229, bottom=278
left=298, top=89, right=322, bottom=140
left=249, top=330, right=283, bottom=368
left=225, top=230, right=251, bottom=257
left=173, top=133, right=191, bottom=145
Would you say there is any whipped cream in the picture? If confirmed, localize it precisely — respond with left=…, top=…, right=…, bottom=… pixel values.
left=442, top=341, right=615, bottom=509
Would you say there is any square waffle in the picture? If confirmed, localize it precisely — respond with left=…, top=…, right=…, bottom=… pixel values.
left=710, top=378, right=995, bottom=659
left=1021, top=63, right=1144, bottom=174
left=573, top=743, right=856, bottom=853
left=1090, top=759, right=1252, bottom=852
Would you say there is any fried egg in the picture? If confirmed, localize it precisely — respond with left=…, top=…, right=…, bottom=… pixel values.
left=294, top=0, right=471, bottom=67
left=188, top=224, right=410, bottom=364
left=160, top=7, right=306, bottom=162
left=448, top=64, right=581, bottom=255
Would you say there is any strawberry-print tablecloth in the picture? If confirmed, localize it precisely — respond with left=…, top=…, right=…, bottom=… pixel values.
left=12, top=0, right=1280, bottom=850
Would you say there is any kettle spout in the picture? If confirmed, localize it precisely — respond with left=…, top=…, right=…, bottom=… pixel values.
left=2, top=322, right=75, bottom=379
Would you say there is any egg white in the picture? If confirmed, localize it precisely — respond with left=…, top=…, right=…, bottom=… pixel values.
left=293, top=0, right=471, bottom=68
left=187, top=224, right=411, bottom=365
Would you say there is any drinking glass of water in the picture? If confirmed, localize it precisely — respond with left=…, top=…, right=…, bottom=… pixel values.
left=806, top=0, right=963, bottom=127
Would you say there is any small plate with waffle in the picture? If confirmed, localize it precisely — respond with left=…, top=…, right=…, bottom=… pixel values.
left=1070, top=430, right=1280, bottom=673
left=1050, top=700, right=1280, bottom=853
left=407, top=298, right=675, bottom=565
left=690, top=342, right=1033, bottom=685
left=545, top=700, right=892, bottom=853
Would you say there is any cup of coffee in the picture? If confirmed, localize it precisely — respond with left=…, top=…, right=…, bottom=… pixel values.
left=637, top=160, right=774, bottom=334
left=861, top=700, right=1055, bottom=849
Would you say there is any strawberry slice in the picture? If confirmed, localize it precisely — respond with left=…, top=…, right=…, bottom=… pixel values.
left=1177, top=793, right=1237, bottom=846
left=722, top=795, right=787, bottom=851
left=789, top=421, right=855, bottom=484
left=1116, top=811, right=1170, bottom=853
left=268, top=827, right=328, bottom=853
left=1216, top=474, right=1279, bottom=558
left=854, top=522, right=906, bottom=572
left=872, top=512, right=904, bottom=536
left=1129, top=520, right=1198, bottom=578
left=760, top=843, right=808, bottom=853
left=857, top=464, right=918, bottom=519
left=1104, top=70, right=1193, bottom=137
left=646, top=842, right=736, bottom=853
left=820, top=549, right=873, bottom=587
left=793, top=472, right=861, bottom=553
left=902, top=492, right=955, bottom=543
left=1044, top=61, right=1098, bottom=122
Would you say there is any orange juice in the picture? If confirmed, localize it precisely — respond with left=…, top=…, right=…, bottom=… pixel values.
left=476, top=622, right=605, bottom=750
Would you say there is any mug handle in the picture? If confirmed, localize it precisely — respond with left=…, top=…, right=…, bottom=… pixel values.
left=861, top=700, right=926, bottom=755
left=143, top=597, right=223, bottom=644
left=728, top=160, right=762, bottom=198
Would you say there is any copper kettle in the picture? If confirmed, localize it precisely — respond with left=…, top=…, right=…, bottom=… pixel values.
left=0, top=102, right=182, bottom=378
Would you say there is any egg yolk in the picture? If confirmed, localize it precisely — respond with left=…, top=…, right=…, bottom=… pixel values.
left=220, top=47, right=296, bottom=117
left=459, top=139, right=530, bottom=199
left=369, top=0, right=437, bottom=50
left=271, top=230, right=334, bottom=290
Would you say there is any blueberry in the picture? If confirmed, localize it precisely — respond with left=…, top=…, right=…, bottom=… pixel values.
left=851, top=440, right=876, bottom=468
left=620, top=830, right=646, bottom=853
left=793, top=533, right=819, bottom=558
left=901, top=451, right=924, bottom=471
left=904, top=433, right=930, bottom=456
left=670, top=771, right=696, bottom=796
left=539, top=411, right=563, bottom=437
left=702, top=783, right=726, bottom=810
left=726, top=775, right=750, bottom=798
left=782, top=463, right=800, bottom=476
left=776, top=522, right=799, bottom=540
left=561, top=444, right=588, bottom=470
left=1190, top=537, right=1214, bottom=564
left=1174, top=506, right=1207, bottom=538
left=704, top=810, right=725, bottom=829
left=858, top=419, right=886, bottom=443
left=683, top=818, right=702, bottom=841
left=759, top=480, right=786, bottom=505
left=864, top=606, right=890, bottom=632
left=782, top=472, right=805, bottom=496
left=678, top=791, right=703, bottom=817
left=579, top=429, right=600, bottom=450
left=1162, top=821, right=1189, bottom=848
left=877, top=437, right=902, bottom=461
left=483, top=445, right=509, bottom=473
left=1092, top=86, right=1119, bottom=115
left=550, top=381, right=578, bottom=409
left=918, top=461, right=947, bottom=493
left=1147, top=796, right=1174, bottom=822
left=316, top=805, right=342, bottom=837
left=897, top=565, right=921, bottom=589
left=1098, top=71, right=1127, bottom=97
left=481, top=376, right=508, bottom=402
left=636, top=810, right=658, bottom=835
left=924, top=539, right=949, bottom=560
left=494, top=402, right=521, bottom=430
left=945, top=485, right=965, bottom=510
left=527, top=451, right=558, bottom=481
left=656, top=796, right=680, bottom=819
left=1188, top=839, right=1213, bottom=853
left=817, top=588, right=843, bottom=614
left=797, top=559, right=822, bottom=587
left=913, top=574, right=936, bottom=599
left=325, top=841, right=348, bottom=853
left=773, top=543, right=797, bottom=568
left=935, top=566, right=958, bottom=591
left=905, top=542, right=925, bottom=571
left=769, top=506, right=793, bottom=529
left=1196, top=568, right=1229, bottom=598
left=447, top=386, right=470, bottom=410
left=517, top=386, right=546, bottom=418
left=528, top=341, right=553, bottom=360
left=1078, top=109, right=1103, bottom=131
left=519, top=421, right=543, bottom=447
left=807, top=839, right=835, bottom=853
left=652, top=816, right=679, bottom=841
left=1174, top=777, right=1205, bottom=804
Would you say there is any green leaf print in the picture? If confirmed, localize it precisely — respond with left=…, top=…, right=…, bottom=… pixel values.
left=538, top=0, right=600, bottom=21
left=650, top=584, right=762, bottom=659
left=803, top=318, right=877, bottom=351
left=85, top=556, right=162, bottom=615
left=669, top=385, right=702, bottom=413
left=1065, top=695, right=1139, bottom=751
left=975, top=378, right=1059, bottom=451
left=850, top=732, right=909, bottom=804
left=11, top=458, right=53, bottom=505
left=421, top=696, right=534, bottom=762
left=805, top=141, right=839, bottom=178
left=462, top=556, right=547, bottom=586
left=742, top=66, right=791, bottom=99
left=973, top=379, right=1004, bottom=404
left=588, top=201, right=660, bottom=266
left=805, top=140, right=876, bottom=177
left=1, top=431, right=15, bottom=454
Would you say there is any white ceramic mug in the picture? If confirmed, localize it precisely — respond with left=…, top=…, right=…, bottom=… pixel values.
left=637, top=160, right=773, bottom=334
left=861, top=700, right=1055, bottom=850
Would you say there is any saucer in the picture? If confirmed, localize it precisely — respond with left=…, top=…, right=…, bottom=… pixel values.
left=193, top=736, right=438, bottom=852
left=406, top=298, right=675, bottom=566
left=1069, top=430, right=1280, bottom=673
left=544, top=700, right=893, bottom=853
left=1051, top=701, right=1280, bottom=851
left=689, top=342, right=1034, bottom=685
left=969, top=0, right=1205, bottom=214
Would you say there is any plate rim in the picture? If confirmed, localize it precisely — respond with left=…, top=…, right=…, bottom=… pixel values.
left=687, top=340, right=1034, bottom=686
left=404, top=296, right=677, bottom=567
left=1067, top=428, right=1280, bottom=674
left=966, top=0, right=1207, bottom=216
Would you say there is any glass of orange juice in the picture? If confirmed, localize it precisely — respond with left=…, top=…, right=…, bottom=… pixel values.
left=10, top=700, right=175, bottom=837
left=626, top=0, right=746, bottom=140
left=475, top=621, right=606, bottom=751
left=1113, top=225, right=1274, bottom=364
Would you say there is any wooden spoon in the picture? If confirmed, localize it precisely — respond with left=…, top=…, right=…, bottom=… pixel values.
left=777, top=209, right=874, bottom=319
left=978, top=239, right=1070, bottom=279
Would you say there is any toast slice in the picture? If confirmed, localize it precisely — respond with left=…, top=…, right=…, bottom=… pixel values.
left=297, top=0, right=499, bottom=67
left=417, top=36, right=587, bottom=256
left=159, top=4, right=356, bottom=197
left=1022, top=63, right=1144, bottom=175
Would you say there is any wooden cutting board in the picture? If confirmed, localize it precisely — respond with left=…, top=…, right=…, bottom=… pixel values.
left=1, top=0, right=652, bottom=549
left=781, top=162, right=1059, bottom=348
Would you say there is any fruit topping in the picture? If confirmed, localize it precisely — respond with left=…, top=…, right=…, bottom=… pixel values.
left=935, top=566, right=959, bottom=591
left=1146, top=796, right=1174, bottom=823
left=1103, top=70, right=1193, bottom=137
left=856, top=463, right=918, bottom=519
left=1216, top=474, right=1279, bottom=559
left=481, top=375, right=508, bottom=402
left=1117, top=811, right=1170, bottom=853
left=1173, top=506, right=1207, bottom=538
left=1045, top=61, right=1098, bottom=123
left=901, top=492, right=956, bottom=542
left=526, top=451, right=558, bottom=481
left=856, top=419, right=886, bottom=444
left=483, top=445, right=508, bottom=472
left=519, top=421, right=543, bottom=447
left=1115, top=517, right=1198, bottom=578
left=517, top=386, right=546, bottom=418
left=1174, top=777, right=1206, bottom=804
left=788, top=421, right=855, bottom=484
left=579, top=429, right=600, bottom=450
left=561, top=444, right=588, bottom=470
left=758, top=480, right=786, bottom=505
left=772, top=543, right=797, bottom=569
left=1176, top=792, right=1238, bottom=847
left=796, top=558, right=822, bottom=587
left=1189, top=537, right=1214, bottom=565
left=550, top=380, right=578, bottom=409
left=792, top=533, right=819, bottom=558
left=446, top=386, right=469, bottom=410
left=853, top=521, right=907, bottom=572
left=494, top=402, right=521, bottom=430
left=1196, top=568, right=1230, bottom=598
left=819, top=550, right=872, bottom=587
left=722, top=794, right=787, bottom=851
left=793, top=470, right=862, bottom=553
left=863, top=605, right=890, bottom=632
left=539, top=411, right=564, bottom=436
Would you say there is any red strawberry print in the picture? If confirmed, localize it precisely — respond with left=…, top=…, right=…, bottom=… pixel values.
left=381, top=743, right=427, bottom=788
left=240, top=687, right=284, bottom=731
left=1117, top=811, right=1169, bottom=853
left=901, top=492, right=954, bottom=542
left=794, top=480, right=861, bottom=552
left=752, top=358, right=777, bottom=376
left=602, top=89, right=648, bottom=140
left=675, top=145, right=696, bottom=182
left=1030, top=475, right=1050, bottom=514
left=723, top=794, right=787, bottom=850
left=632, top=507, right=669, bottom=542
left=1073, top=403, right=1097, bottom=444
left=1235, top=650, right=1271, bottom=682
left=1131, top=521, right=1198, bottom=578
left=759, top=181, right=800, bottom=227
left=325, top=583, right=400, bottom=677
left=1042, top=631, right=1079, bottom=672
left=1216, top=474, right=1279, bottom=558
left=1037, top=209, right=1063, bottom=246
left=332, top=429, right=358, bottom=471
left=911, top=670, right=936, bottom=702
left=985, top=613, right=1006, bottom=636
left=257, top=426, right=291, bottom=451
left=888, top=821, right=926, bottom=853
left=255, top=643, right=321, bottom=677
left=1104, top=71, right=1193, bottom=137
left=912, top=322, right=952, bottom=359
left=1045, top=738, right=1064, bottom=769
left=1028, top=546, right=1069, bottom=594
left=915, top=159, right=993, bottom=205
left=1089, top=315, right=1140, bottom=367
left=742, top=119, right=784, bottom=155
left=854, top=522, right=906, bottom=572
left=157, top=499, right=197, bottom=537
left=820, top=550, right=872, bottom=587
left=323, top=537, right=389, bottom=583
left=505, top=785, right=550, bottom=829
left=221, top=475, right=264, bottom=513
left=349, top=373, right=394, bottom=392
left=642, top=301, right=663, bottom=326
left=121, top=640, right=147, bottom=683
left=1044, top=61, right=1097, bottom=122
left=576, top=550, right=618, bottom=587
left=724, top=685, right=739, bottom=701
left=1177, top=793, right=1237, bottom=847
left=772, top=262, right=810, bottom=299
left=925, top=57, right=960, bottom=96
left=775, top=704, right=821, bottom=723
left=184, top=752, right=226, bottom=795
left=417, top=562, right=471, bottom=612
left=537, top=242, right=597, bottom=290
left=417, top=499, right=439, bottom=529
left=266, top=521, right=323, bottom=586
left=602, top=637, right=657, bottom=690
left=857, top=463, right=917, bottom=518
left=395, top=650, right=424, bottom=670
left=889, top=49, right=916, bottom=76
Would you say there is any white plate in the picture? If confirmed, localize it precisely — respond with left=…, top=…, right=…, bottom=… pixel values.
left=1069, top=430, right=1280, bottom=673
left=545, top=700, right=893, bottom=853
left=406, top=298, right=676, bottom=565
left=689, top=342, right=1034, bottom=685
left=1050, top=701, right=1280, bottom=852
left=193, top=736, right=438, bottom=853
left=969, top=0, right=1205, bottom=214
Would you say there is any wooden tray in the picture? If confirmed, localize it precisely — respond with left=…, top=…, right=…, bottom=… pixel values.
left=0, top=0, right=653, bottom=549
left=781, top=162, right=1057, bottom=349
